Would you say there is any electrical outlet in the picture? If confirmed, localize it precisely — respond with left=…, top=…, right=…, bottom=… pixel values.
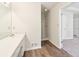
left=32, top=43, right=37, bottom=47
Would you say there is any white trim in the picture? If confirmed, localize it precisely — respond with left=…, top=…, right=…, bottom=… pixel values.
left=48, top=40, right=61, bottom=49
left=59, top=9, right=62, bottom=49
left=25, top=46, right=41, bottom=51
left=41, top=37, right=48, bottom=41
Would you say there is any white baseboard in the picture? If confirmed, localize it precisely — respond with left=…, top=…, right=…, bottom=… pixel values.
left=41, top=37, right=48, bottom=41
left=25, top=46, right=41, bottom=51
left=49, top=40, right=61, bottom=49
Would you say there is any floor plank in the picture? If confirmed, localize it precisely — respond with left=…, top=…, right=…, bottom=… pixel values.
left=23, top=40, right=72, bottom=57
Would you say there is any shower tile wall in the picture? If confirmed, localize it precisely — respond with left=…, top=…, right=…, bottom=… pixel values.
left=73, top=14, right=79, bottom=38
left=41, top=11, right=48, bottom=39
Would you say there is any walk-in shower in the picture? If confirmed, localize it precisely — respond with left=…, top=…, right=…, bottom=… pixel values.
left=61, top=2, right=79, bottom=57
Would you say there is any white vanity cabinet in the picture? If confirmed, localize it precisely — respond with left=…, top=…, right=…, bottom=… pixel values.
left=12, top=38, right=25, bottom=57
left=0, top=33, right=25, bottom=57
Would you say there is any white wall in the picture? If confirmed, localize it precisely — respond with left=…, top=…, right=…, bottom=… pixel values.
left=48, top=3, right=71, bottom=49
left=11, top=2, right=41, bottom=50
left=0, top=4, right=11, bottom=39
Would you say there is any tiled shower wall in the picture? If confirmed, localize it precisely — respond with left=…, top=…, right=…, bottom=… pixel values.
left=73, top=13, right=79, bottom=38
left=41, top=11, right=48, bottom=39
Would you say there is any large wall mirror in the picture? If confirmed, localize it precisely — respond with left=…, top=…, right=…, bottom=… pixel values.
left=0, top=2, right=11, bottom=39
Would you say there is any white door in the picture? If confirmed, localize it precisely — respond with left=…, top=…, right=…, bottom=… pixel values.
left=61, top=12, right=73, bottom=40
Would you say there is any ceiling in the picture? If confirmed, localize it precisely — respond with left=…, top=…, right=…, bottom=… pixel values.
left=63, top=2, right=79, bottom=13
left=70, top=2, right=79, bottom=8
left=42, top=2, right=79, bottom=12
left=41, top=2, right=56, bottom=10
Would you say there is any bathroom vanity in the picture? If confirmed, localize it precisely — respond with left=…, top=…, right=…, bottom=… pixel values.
left=0, top=34, right=25, bottom=57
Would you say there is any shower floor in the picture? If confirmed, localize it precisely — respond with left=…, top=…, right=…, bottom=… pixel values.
left=62, top=39, right=79, bottom=57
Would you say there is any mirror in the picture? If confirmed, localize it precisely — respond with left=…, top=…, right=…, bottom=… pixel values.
left=0, top=2, right=11, bottom=39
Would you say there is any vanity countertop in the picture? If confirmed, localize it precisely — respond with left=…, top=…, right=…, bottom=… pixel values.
left=0, top=34, right=25, bottom=57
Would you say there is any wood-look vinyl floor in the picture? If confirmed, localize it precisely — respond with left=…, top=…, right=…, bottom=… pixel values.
left=23, top=40, right=72, bottom=57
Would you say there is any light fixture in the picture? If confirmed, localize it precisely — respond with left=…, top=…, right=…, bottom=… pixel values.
left=45, top=8, right=47, bottom=11
left=1, top=2, right=10, bottom=7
